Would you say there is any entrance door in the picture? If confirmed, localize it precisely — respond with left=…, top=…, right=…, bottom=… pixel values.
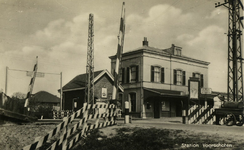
left=175, top=102, right=182, bottom=117
left=154, top=101, right=160, bottom=118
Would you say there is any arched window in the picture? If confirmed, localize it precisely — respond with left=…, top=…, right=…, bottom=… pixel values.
left=129, top=93, right=136, bottom=112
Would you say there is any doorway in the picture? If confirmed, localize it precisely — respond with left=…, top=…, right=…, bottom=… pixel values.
left=154, top=101, right=160, bottom=118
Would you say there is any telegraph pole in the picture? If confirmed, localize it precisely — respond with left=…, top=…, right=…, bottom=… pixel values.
left=215, top=0, right=243, bottom=102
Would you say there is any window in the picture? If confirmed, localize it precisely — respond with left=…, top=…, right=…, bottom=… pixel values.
left=126, top=66, right=139, bottom=83
left=131, top=66, right=137, bottom=82
left=151, top=66, right=165, bottom=83
left=119, top=68, right=125, bottom=84
left=193, top=72, right=204, bottom=87
left=176, top=49, right=181, bottom=56
left=173, top=69, right=186, bottom=85
left=129, top=93, right=136, bottom=112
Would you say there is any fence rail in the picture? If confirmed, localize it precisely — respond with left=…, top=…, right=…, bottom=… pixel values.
left=53, top=110, right=74, bottom=119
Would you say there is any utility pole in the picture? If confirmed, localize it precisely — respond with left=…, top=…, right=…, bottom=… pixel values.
left=215, top=0, right=243, bottom=102
left=85, top=14, right=94, bottom=105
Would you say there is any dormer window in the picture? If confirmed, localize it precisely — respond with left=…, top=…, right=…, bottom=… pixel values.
left=175, top=47, right=181, bottom=56
left=171, top=44, right=182, bottom=56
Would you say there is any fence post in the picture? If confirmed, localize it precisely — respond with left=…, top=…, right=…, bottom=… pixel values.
left=182, top=109, right=186, bottom=124
left=125, top=101, right=129, bottom=124
left=81, top=103, right=88, bottom=136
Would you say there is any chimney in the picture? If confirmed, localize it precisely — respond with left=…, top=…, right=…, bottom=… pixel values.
left=142, top=37, right=148, bottom=46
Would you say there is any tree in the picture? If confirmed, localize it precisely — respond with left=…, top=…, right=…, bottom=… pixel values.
left=12, top=92, right=26, bottom=99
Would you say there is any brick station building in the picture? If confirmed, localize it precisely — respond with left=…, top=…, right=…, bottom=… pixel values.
left=60, top=69, right=123, bottom=111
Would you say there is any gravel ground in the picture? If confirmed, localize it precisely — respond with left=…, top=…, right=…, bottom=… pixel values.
left=0, top=123, right=56, bottom=150
left=0, top=121, right=243, bottom=150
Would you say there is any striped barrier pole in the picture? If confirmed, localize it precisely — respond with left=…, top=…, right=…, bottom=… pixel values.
left=188, top=105, right=193, bottom=124
left=24, top=56, right=38, bottom=110
left=112, top=2, right=125, bottom=101
left=125, top=101, right=129, bottom=124
left=204, top=106, right=207, bottom=123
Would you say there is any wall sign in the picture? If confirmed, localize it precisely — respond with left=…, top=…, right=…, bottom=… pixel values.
left=101, top=88, right=107, bottom=98
left=188, top=77, right=200, bottom=99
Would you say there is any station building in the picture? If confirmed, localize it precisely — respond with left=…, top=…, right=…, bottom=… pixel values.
left=109, top=38, right=211, bottom=118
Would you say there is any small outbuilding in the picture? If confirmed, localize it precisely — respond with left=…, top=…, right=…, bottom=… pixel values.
left=61, top=69, right=124, bottom=111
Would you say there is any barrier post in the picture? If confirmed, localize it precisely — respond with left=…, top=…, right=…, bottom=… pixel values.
left=125, top=101, right=129, bottom=124
left=182, top=109, right=186, bottom=124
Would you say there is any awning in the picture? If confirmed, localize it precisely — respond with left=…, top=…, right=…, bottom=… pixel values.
left=143, top=88, right=187, bottom=100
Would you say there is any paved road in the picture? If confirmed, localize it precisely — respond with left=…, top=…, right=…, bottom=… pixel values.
left=116, top=119, right=244, bottom=137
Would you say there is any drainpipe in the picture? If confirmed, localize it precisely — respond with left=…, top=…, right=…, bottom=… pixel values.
left=170, top=55, right=172, bottom=90
left=140, top=54, right=144, bottom=118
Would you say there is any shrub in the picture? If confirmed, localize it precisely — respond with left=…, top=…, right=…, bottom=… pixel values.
left=73, top=128, right=181, bottom=150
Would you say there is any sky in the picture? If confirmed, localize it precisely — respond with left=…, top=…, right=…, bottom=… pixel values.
left=0, top=0, right=241, bottom=97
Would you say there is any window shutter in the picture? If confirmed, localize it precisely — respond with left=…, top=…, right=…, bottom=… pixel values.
left=135, top=66, right=139, bottom=82
left=151, top=66, right=154, bottom=82
left=122, top=68, right=125, bottom=83
left=161, top=68, right=164, bottom=83
left=201, top=74, right=204, bottom=87
left=126, top=67, right=130, bottom=83
left=173, top=69, right=177, bottom=85
left=193, top=73, right=195, bottom=77
left=182, top=71, right=186, bottom=86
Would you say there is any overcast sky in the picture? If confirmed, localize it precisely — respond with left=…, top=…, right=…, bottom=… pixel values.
left=0, top=0, right=239, bottom=97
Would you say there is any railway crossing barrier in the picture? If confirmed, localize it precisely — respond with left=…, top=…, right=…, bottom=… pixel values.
left=187, top=105, right=216, bottom=124
left=22, top=102, right=117, bottom=150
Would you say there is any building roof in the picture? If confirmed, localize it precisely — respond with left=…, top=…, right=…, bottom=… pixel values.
left=61, top=69, right=124, bottom=92
left=109, top=45, right=210, bottom=66
left=33, top=91, right=60, bottom=103
left=62, top=70, right=103, bottom=91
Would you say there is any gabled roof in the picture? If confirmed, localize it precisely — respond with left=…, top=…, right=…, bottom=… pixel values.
left=33, top=91, right=60, bottom=103
left=61, top=69, right=124, bottom=92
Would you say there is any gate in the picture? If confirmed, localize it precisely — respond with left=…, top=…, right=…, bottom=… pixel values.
left=187, top=105, right=215, bottom=124
left=22, top=102, right=117, bottom=150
